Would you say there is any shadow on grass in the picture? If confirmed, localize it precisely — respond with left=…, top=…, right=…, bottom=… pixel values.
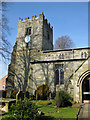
left=37, top=116, right=76, bottom=120
left=37, top=115, right=56, bottom=120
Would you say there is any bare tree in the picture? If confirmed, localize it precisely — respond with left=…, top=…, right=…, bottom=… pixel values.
left=54, top=35, right=74, bottom=50
left=6, top=36, right=39, bottom=98
left=6, top=42, right=55, bottom=98
left=0, top=2, right=11, bottom=61
left=7, top=44, right=31, bottom=93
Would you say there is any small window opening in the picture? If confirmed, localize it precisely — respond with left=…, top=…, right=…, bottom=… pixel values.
left=81, top=52, right=83, bottom=58
left=26, top=27, right=31, bottom=36
left=84, top=52, right=87, bottom=58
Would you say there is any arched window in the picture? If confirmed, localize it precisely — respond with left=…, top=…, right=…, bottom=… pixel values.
left=81, top=52, right=83, bottom=58
left=25, top=27, right=31, bottom=36
left=60, top=69, right=64, bottom=84
left=59, top=54, right=62, bottom=59
left=55, top=64, right=64, bottom=85
left=84, top=52, right=87, bottom=58
left=62, top=54, right=64, bottom=59
left=55, top=69, right=59, bottom=85
left=59, top=54, right=64, bottom=59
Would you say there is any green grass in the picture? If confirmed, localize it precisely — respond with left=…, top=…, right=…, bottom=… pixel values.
left=32, top=100, right=52, bottom=105
left=31, top=100, right=79, bottom=119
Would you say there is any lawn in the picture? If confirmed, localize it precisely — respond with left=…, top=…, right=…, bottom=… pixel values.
left=32, top=100, right=79, bottom=120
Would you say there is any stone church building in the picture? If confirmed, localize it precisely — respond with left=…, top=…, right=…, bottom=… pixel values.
left=7, top=13, right=90, bottom=103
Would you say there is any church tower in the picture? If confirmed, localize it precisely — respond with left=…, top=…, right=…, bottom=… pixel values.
left=16, top=12, right=53, bottom=51
left=6, top=13, right=53, bottom=96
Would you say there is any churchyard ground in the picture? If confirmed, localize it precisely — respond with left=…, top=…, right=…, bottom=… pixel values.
left=32, top=100, right=79, bottom=119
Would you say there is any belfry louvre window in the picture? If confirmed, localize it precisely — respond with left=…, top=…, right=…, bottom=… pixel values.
left=25, top=27, right=31, bottom=36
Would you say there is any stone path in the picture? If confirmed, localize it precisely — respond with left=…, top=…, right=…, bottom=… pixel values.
left=77, top=103, right=90, bottom=120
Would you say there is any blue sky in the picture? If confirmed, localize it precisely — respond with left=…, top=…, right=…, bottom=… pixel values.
left=7, top=2, right=88, bottom=48
left=1, top=2, right=88, bottom=79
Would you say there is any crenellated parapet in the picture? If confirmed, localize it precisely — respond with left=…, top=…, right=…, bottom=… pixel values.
left=44, top=18, right=53, bottom=30
left=17, top=13, right=53, bottom=51
left=18, top=13, right=53, bottom=32
left=19, top=17, right=23, bottom=21
left=7, top=13, right=90, bottom=104
left=25, top=17, right=29, bottom=20
left=18, top=12, right=45, bottom=22
left=32, top=15, right=36, bottom=20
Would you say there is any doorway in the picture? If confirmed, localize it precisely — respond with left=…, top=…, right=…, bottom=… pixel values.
left=82, top=75, right=90, bottom=102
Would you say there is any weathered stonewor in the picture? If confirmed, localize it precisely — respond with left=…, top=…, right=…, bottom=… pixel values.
left=6, top=13, right=90, bottom=103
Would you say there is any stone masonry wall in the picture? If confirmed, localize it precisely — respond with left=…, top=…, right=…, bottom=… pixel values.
left=16, top=12, right=53, bottom=51
left=7, top=13, right=90, bottom=103
left=30, top=48, right=89, bottom=102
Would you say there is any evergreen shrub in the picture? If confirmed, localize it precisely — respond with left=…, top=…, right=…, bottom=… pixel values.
left=2, top=98, right=39, bottom=120
left=36, top=84, right=50, bottom=100
left=55, top=90, right=73, bottom=107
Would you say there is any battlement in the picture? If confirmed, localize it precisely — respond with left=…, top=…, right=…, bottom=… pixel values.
left=44, top=18, right=53, bottom=30
left=32, top=15, right=37, bottom=20
left=19, top=12, right=53, bottom=30
left=19, top=12, right=44, bottom=21
left=17, top=12, right=53, bottom=51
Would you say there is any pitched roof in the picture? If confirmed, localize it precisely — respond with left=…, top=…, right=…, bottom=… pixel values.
left=0, top=75, right=7, bottom=81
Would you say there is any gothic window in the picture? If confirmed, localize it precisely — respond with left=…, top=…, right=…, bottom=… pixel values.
left=25, top=27, right=31, bottom=36
left=60, top=69, right=64, bottom=84
left=60, top=64, right=63, bottom=69
left=55, top=69, right=59, bottom=85
left=55, top=64, right=64, bottom=85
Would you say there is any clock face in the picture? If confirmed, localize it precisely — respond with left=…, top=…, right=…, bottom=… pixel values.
left=25, top=36, right=31, bottom=43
